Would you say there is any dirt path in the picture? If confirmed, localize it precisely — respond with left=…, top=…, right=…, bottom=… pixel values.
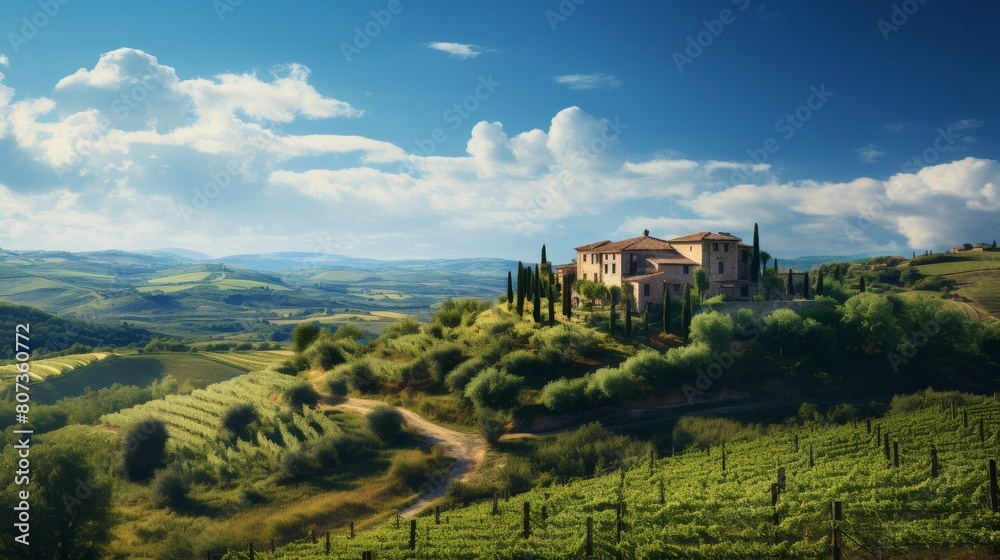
left=320, top=397, right=486, bottom=518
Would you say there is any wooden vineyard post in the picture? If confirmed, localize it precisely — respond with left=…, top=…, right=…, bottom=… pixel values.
left=777, top=468, right=786, bottom=491
left=649, top=448, right=655, bottom=477
left=523, top=502, right=530, bottom=539
left=770, top=483, right=779, bottom=525
left=721, top=444, right=726, bottom=473
left=350, top=522, right=355, bottom=539
left=586, top=517, right=594, bottom=558
left=435, top=506, right=440, bottom=525
left=363, top=552, right=373, bottom=560
left=325, top=532, right=330, bottom=554
left=270, top=538, right=275, bottom=553
left=492, top=494, right=499, bottom=516
left=248, top=543, right=255, bottom=560
left=310, top=530, right=316, bottom=544
left=990, top=459, right=998, bottom=514
left=893, top=442, right=899, bottom=468
left=931, top=447, right=939, bottom=478
left=831, top=501, right=843, bottom=560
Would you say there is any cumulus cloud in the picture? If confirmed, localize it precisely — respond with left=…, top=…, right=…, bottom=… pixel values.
left=424, top=42, right=488, bottom=59
left=0, top=47, right=995, bottom=258
left=553, top=73, right=621, bottom=90
left=0, top=55, right=8, bottom=68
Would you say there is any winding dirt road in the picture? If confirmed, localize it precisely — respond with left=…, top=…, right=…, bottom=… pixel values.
left=320, top=397, right=486, bottom=518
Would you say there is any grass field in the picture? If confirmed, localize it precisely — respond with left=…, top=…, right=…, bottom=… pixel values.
left=893, top=291, right=991, bottom=321
left=914, top=258, right=1000, bottom=276
left=136, top=284, right=200, bottom=294
left=147, top=271, right=213, bottom=284
left=28, top=353, right=246, bottom=405
left=212, top=278, right=290, bottom=290
left=200, top=350, right=293, bottom=371
left=950, top=270, right=1000, bottom=319
left=269, top=312, right=400, bottom=326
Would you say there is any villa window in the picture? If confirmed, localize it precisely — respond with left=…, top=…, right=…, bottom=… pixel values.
left=612, top=263, right=616, bottom=274
left=724, top=243, right=729, bottom=252
left=713, top=243, right=719, bottom=251
left=643, top=284, right=650, bottom=296
left=604, top=264, right=608, bottom=274
left=683, top=265, right=689, bottom=274
left=718, top=262, right=724, bottom=274
left=583, top=273, right=587, bottom=280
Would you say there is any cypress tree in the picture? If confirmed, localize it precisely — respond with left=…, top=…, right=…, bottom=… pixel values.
left=625, top=290, right=633, bottom=337
left=834, top=263, right=842, bottom=281
left=516, top=262, right=525, bottom=317
left=562, top=278, right=572, bottom=320
left=534, top=264, right=540, bottom=303
left=816, top=271, right=824, bottom=296
left=506, top=271, right=514, bottom=310
left=859, top=276, right=866, bottom=293
left=541, top=244, right=547, bottom=264
left=548, top=283, right=555, bottom=325
left=662, top=283, right=671, bottom=334
left=993, top=240, right=997, bottom=249
left=751, top=223, right=760, bottom=283
left=803, top=272, right=810, bottom=299
left=532, top=286, right=541, bottom=323
left=774, top=258, right=778, bottom=271
left=787, top=269, right=793, bottom=296
left=681, top=284, right=692, bottom=338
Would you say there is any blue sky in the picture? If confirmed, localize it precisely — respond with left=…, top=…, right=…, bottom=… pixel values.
left=0, top=0, right=996, bottom=261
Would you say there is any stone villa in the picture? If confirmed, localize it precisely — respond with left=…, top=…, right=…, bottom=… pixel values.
left=557, top=230, right=759, bottom=311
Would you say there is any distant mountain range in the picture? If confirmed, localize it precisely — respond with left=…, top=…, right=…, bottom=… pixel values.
left=775, top=252, right=903, bottom=271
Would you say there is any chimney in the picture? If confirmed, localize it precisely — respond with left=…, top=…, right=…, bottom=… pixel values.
left=642, top=229, right=649, bottom=237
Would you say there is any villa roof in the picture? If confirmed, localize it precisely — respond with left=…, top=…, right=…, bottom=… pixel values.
left=574, top=240, right=611, bottom=251
left=623, top=271, right=670, bottom=282
left=576, top=230, right=674, bottom=253
left=648, top=254, right=700, bottom=266
left=667, top=231, right=743, bottom=243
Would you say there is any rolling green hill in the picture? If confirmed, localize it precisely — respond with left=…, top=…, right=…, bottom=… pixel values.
left=0, top=301, right=153, bottom=359
left=909, top=251, right=1000, bottom=318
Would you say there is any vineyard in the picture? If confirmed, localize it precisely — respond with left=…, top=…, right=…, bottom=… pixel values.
left=101, top=370, right=316, bottom=452
left=259, top=391, right=1000, bottom=559
left=201, top=350, right=294, bottom=371
left=0, top=351, right=109, bottom=383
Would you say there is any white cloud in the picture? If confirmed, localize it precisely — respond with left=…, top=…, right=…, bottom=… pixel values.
left=424, top=42, right=488, bottom=59
left=951, top=118, right=984, bottom=131
left=0, top=48, right=995, bottom=258
left=855, top=143, right=886, bottom=163
left=553, top=73, right=621, bottom=90
left=0, top=55, right=8, bottom=68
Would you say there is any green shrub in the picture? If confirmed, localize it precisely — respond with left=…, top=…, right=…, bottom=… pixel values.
left=665, top=342, right=712, bottom=372
left=477, top=408, right=507, bottom=447
left=464, top=367, right=525, bottom=410
left=323, top=373, right=350, bottom=401
left=123, top=418, right=168, bottom=482
left=498, top=349, right=557, bottom=387
left=689, top=311, right=734, bottom=352
left=530, top=325, right=600, bottom=358
left=332, top=360, right=378, bottom=392
left=671, top=416, right=761, bottom=450
left=381, top=318, right=422, bottom=339
left=292, top=322, right=321, bottom=352
left=389, top=447, right=449, bottom=489
left=445, top=357, right=486, bottom=393
left=434, top=298, right=491, bottom=328
left=151, top=464, right=189, bottom=508
left=588, top=367, right=641, bottom=404
left=279, top=449, right=315, bottom=481
left=284, top=383, right=320, bottom=409
left=427, top=343, right=467, bottom=377
left=540, top=377, right=590, bottom=413
left=620, top=349, right=671, bottom=387
left=533, top=423, right=639, bottom=479
left=221, top=403, right=259, bottom=442
left=367, top=405, right=406, bottom=442
left=270, top=359, right=300, bottom=376
left=303, top=335, right=347, bottom=370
